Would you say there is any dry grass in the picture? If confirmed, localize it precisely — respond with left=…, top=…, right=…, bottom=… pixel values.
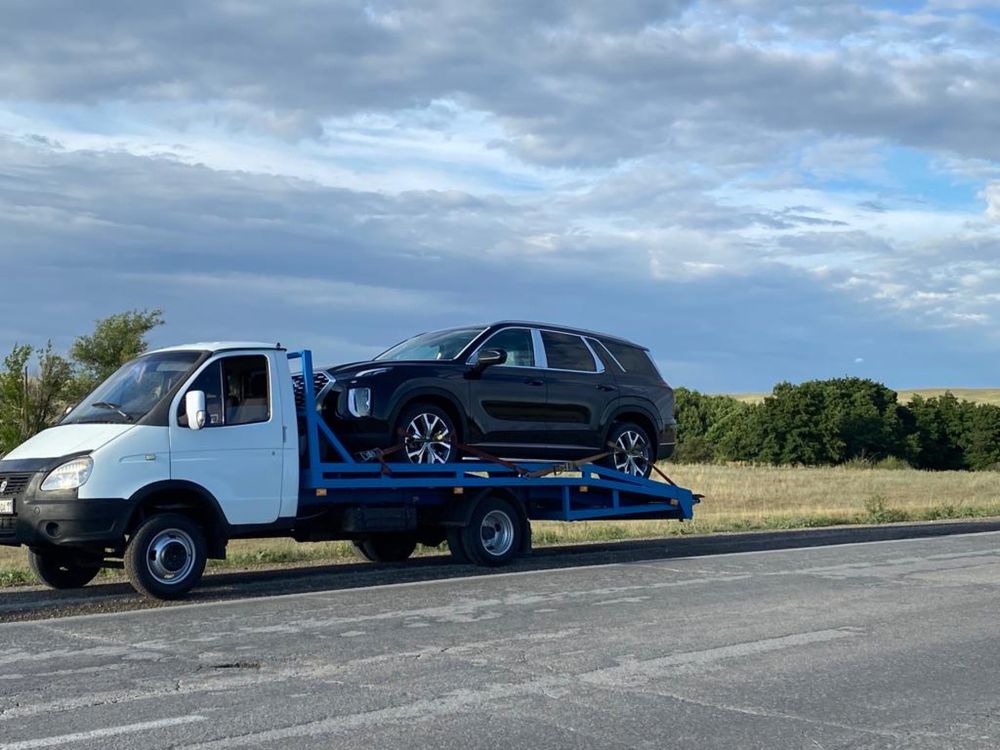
left=2, top=462, right=999, bottom=586
left=728, top=388, right=1000, bottom=406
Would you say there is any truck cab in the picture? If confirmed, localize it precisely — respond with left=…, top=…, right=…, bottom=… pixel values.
left=0, top=342, right=299, bottom=596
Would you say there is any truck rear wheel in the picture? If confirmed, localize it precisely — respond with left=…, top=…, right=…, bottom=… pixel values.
left=124, top=513, right=207, bottom=600
left=353, top=534, right=417, bottom=563
left=28, top=549, right=101, bottom=589
left=460, top=495, right=524, bottom=567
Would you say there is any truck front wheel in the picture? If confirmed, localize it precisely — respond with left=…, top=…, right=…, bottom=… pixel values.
left=28, top=549, right=101, bottom=589
left=124, top=513, right=207, bottom=600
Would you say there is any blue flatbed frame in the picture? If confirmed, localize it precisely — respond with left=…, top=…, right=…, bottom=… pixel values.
left=291, top=350, right=699, bottom=523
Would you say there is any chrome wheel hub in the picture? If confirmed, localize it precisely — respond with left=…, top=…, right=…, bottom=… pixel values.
left=404, top=413, right=453, bottom=464
left=480, top=509, right=515, bottom=557
left=614, top=430, right=651, bottom=477
left=146, top=529, right=196, bottom=585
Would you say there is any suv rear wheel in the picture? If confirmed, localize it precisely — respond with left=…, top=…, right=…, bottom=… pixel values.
left=398, top=403, right=459, bottom=465
left=606, top=422, right=654, bottom=478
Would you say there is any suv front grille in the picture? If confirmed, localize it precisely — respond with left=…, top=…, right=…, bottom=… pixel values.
left=292, top=371, right=332, bottom=410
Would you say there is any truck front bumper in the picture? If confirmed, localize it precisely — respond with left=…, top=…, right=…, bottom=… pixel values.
left=0, top=474, right=132, bottom=551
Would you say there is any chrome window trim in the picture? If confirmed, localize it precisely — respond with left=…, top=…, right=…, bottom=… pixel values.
left=465, top=326, right=539, bottom=369
left=465, top=325, right=604, bottom=374
left=588, top=337, right=626, bottom=373
left=530, top=328, right=548, bottom=369
left=537, top=328, right=604, bottom=375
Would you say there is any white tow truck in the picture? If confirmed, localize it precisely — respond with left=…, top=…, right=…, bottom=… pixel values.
left=0, top=343, right=698, bottom=599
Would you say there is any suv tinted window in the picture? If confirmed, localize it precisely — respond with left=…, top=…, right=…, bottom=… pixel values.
left=601, top=341, right=661, bottom=381
left=179, top=355, right=270, bottom=426
left=481, top=328, right=535, bottom=367
left=541, top=331, right=597, bottom=372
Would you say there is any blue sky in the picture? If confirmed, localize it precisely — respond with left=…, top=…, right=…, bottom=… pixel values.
left=2, top=0, right=999, bottom=392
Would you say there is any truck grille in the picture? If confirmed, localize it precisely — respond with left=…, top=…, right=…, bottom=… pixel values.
left=292, top=371, right=332, bottom=410
left=0, top=473, right=30, bottom=498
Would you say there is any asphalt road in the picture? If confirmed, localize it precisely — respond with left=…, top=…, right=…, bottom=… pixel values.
left=1, top=531, right=999, bottom=749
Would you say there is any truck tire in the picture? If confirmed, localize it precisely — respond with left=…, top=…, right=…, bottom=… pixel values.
left=397, top=403, right=459, bottom=465
left=460, top=495, right=523, bottom=567
left=28, top=549, right=101, bottom=589
left=354, top=534, right=417, bottom=563
left=446, top=527, right=472, bottom=564
left=604, top=422, right=654, bottom=478
left=124, top=513, right=207, bottom=600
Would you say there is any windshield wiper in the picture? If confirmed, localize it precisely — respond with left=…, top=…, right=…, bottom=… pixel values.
left=92, top=402, right=134, bottom=422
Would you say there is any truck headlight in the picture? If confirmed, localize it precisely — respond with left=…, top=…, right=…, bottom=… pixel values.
left=41, top=457, right=94, bottom=492
left=348, top=387, right=372, bottom=418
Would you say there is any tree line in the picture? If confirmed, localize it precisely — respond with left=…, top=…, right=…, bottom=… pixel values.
left=673, top=378, right=1000, bottom=471
left=0, top=310, right=163, bottom=455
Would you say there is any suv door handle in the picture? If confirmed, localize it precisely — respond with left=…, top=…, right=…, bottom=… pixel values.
left=597, top=384, right=617, bottom=392
left=524, top=379, right=545, bottom=386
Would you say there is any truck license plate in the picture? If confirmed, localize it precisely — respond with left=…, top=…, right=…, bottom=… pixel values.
left=0, top=499, right=13, bottom=515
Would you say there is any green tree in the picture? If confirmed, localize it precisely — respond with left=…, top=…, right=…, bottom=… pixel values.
left=672, top=388, right=751, bottom=463
left=69, top=309, right=164, bottom=396
left=0, top=343, right=73, bottom=454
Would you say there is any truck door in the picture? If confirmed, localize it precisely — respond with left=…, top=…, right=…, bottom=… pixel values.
left=169, top=353, right=284, bottom=525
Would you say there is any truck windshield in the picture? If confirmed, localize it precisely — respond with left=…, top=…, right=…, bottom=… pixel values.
left=63, top=352, right=203, bottom=425
left=375, top=327, right=484, bottom=362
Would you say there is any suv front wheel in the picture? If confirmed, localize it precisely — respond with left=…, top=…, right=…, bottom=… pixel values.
left=397, top=403, right=459, bottom=465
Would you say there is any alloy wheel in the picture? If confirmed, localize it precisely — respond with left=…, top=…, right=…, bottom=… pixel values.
left=404, top=412, right=453, bottom=464
left=613, top=430, right=651, bottom=477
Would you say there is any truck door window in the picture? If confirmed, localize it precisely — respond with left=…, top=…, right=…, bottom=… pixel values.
left=179, top=361, right=224, bottom=427
left=179, top=355, right=270, bottom=427
left=223, top=356, right=271, bottom=425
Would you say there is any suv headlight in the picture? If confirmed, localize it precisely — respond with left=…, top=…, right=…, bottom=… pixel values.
left=41, top=456, right=94, bottom=492
left=348, top=387, right=372, bottom=417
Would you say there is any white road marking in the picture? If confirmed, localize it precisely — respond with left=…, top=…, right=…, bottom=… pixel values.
left=188, top=627, right=863, bottom=748
left=0, top=715, right=207, bottom=750
left=1, top=529, right=997, bottom=629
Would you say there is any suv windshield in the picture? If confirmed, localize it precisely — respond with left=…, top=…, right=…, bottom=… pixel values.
left=375, top=327, right=484, bottom=362
left=63, top=351, right=203, bottom=424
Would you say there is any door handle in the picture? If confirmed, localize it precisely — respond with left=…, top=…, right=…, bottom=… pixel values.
left=525, top=379, right=545, bottom=386
left=597, top=384, right=617, bottom=392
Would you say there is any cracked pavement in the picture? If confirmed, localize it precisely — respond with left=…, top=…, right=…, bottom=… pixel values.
left=1, top=532, right=999, bottom=749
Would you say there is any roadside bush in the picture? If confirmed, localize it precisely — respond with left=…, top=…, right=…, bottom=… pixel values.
left=862, top=494, right=906, bottom=524
left=670, top=380, right=1000, bottom=473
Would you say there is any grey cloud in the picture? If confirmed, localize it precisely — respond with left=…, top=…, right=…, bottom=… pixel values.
left=4, top=2, right=1000, bottom=167
left=2, top=137, right=998, bottom=390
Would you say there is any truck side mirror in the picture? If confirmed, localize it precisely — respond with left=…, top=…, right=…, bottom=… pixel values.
left=185, top=391, right=207, bottom=430
left=473, top=348, right=507, bottom=372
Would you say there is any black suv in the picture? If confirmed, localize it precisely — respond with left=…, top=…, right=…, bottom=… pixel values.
left=302, top=322, right=676, bottom=477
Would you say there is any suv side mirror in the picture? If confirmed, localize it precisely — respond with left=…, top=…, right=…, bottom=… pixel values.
left=473, top=348, right=507, bottom=372
left=185, top=390, right=207, bottom=430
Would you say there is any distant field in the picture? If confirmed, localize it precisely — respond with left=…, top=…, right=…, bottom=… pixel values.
left=728, top=388, right=1000, bottom=406
left=3, top=461, right=998, bottom=586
